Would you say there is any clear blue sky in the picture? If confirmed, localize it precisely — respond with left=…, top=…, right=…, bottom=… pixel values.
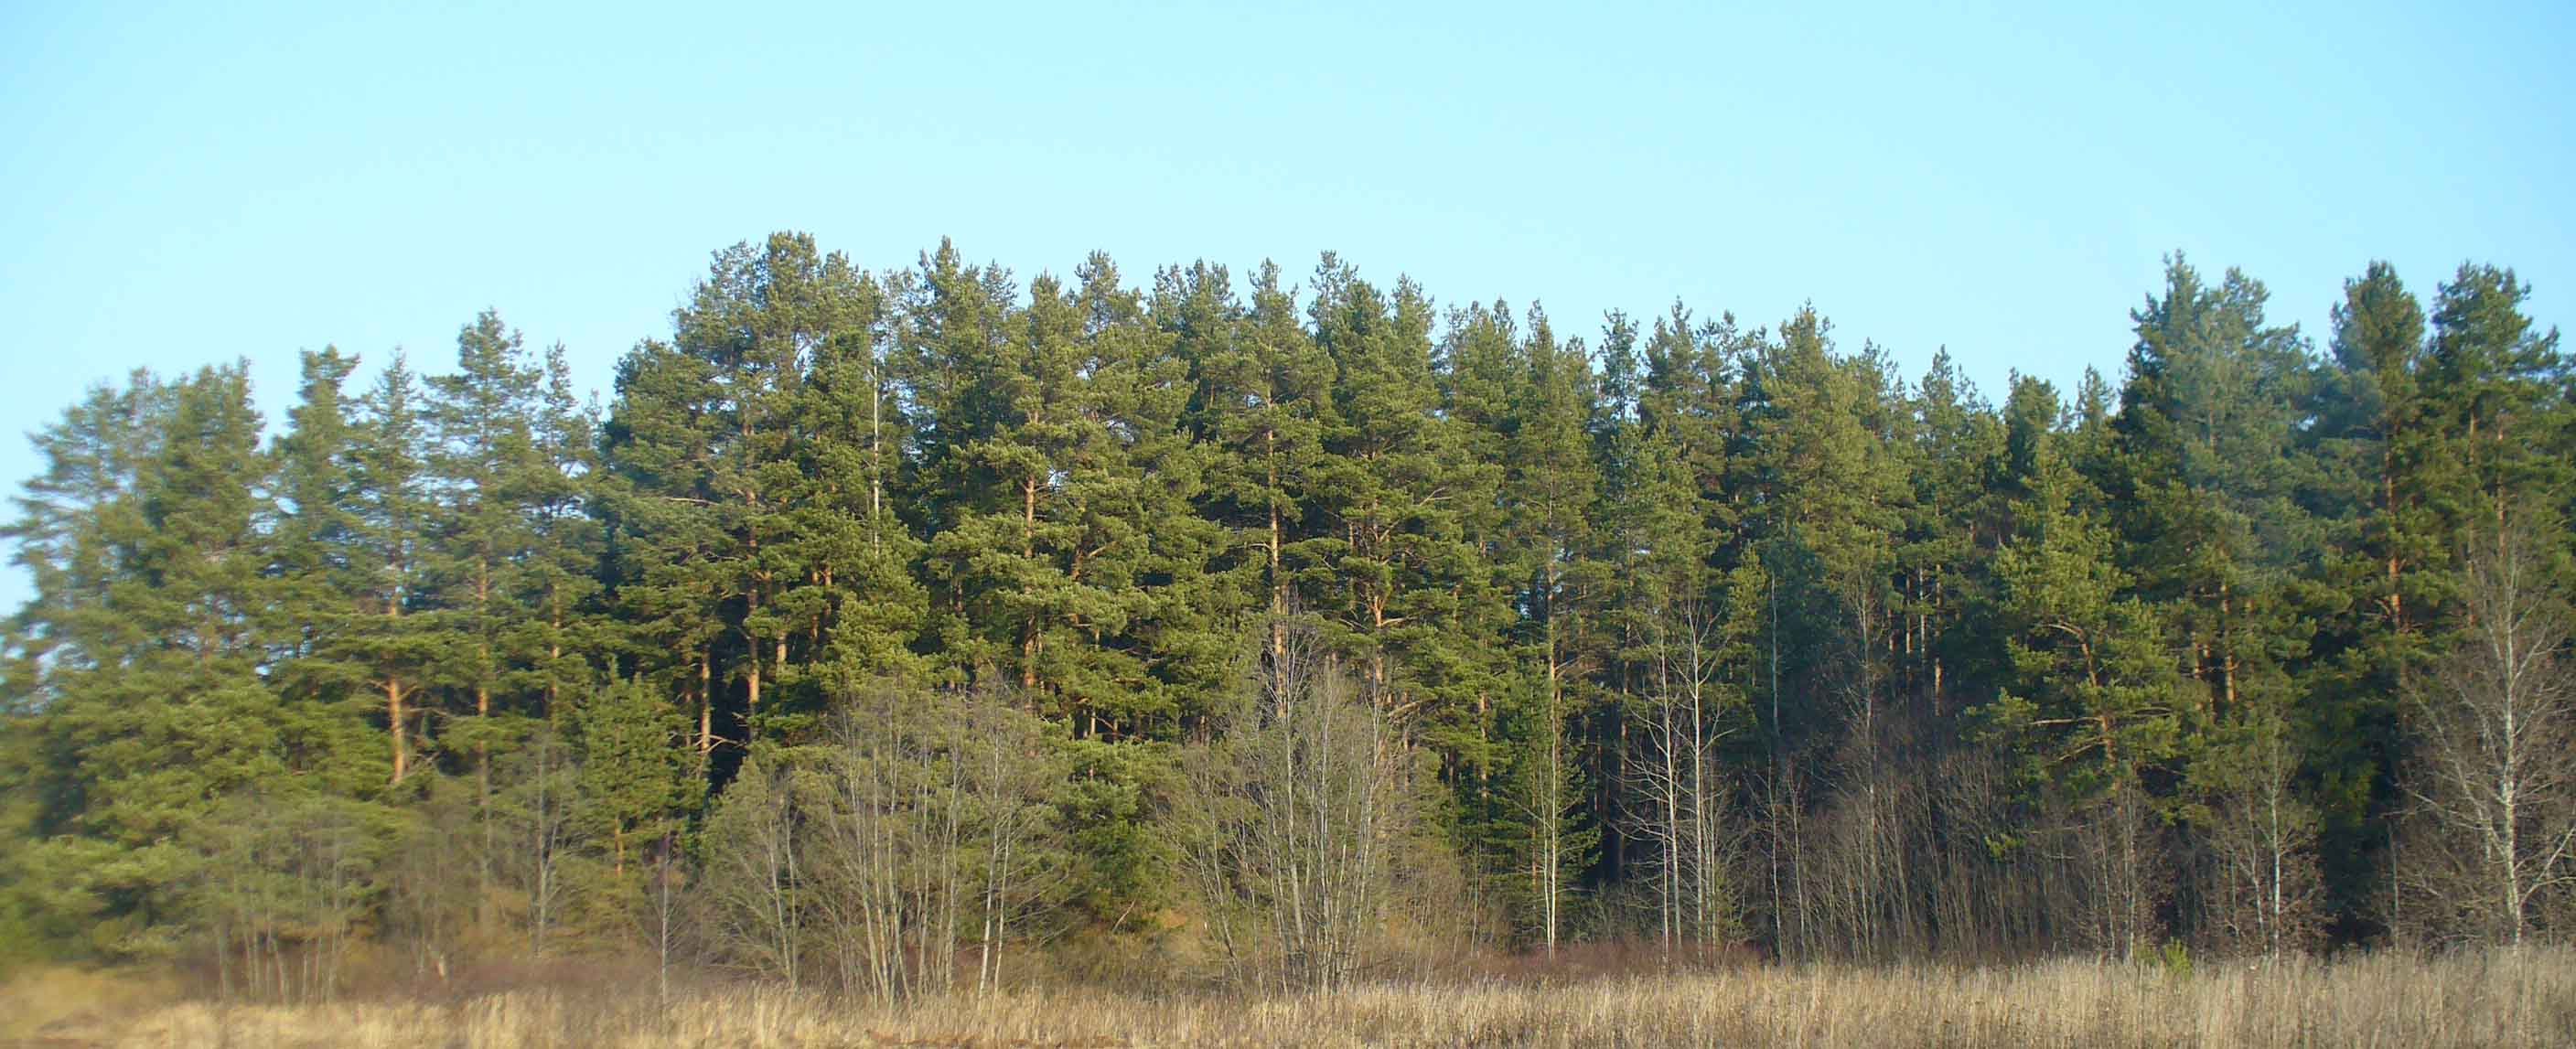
left=3, top=1, right=2570, bottom=606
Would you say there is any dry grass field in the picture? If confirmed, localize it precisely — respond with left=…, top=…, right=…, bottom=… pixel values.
left=8, top=948, right=2575, bottom=1047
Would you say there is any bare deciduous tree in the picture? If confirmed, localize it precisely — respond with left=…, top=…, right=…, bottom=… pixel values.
left=2066, top=773, right=2168, bottom=959
left=799, top=683, right=1064, bottom=1003
left=1172, top=630, right=1431, bottom=991
left=2196, top=713, right=2324, bottom=957
left=701, top=756, right=801, bottom=987
left=494, top=728, right=580, bottom=959
left=2400, top=519, right=2576, bottom=947
left=1628, top=590, right=1743, bottom=958
left=647, top=830, right=683, bottom=1008
left=189, top=792, right=382, bottom=1003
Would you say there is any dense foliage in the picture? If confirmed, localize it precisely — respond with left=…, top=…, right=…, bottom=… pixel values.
left=3, top=234, right=2571, bottom=988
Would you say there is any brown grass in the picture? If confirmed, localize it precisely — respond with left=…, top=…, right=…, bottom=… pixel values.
left=9, top=948, right=2575, bottom=1047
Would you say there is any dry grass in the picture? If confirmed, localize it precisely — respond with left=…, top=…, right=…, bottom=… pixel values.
left=0, top=965, right=178, bottom=1044
left=11, top=948, right=2576, bottom=1047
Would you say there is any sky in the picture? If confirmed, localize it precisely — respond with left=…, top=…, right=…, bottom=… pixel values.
left=2, top=1, right=2571, bottom=607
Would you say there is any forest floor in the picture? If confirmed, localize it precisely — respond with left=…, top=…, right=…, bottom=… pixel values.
left=6, top=947, right=2575, bottom=1047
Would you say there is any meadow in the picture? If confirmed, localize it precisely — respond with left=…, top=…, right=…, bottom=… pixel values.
left=8, top=947, right=2574, bottom=1048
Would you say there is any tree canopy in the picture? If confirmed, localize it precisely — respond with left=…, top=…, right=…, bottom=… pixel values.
left=4, top=237, right=2570, bottom=979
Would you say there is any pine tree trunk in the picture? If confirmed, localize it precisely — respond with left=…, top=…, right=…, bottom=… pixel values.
left=388, top=677, right=408, bottom=783
left=387, top=594, right=408, bottom=783
left=746, top=586, right=763, bottom=736
left=1269, top=434, right=1286, bottom=677
left=697, top=652, right=714, bottom=755
left=1023, top=474, right=1039, bottom=691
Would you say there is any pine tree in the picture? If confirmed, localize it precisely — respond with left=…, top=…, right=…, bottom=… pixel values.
left=2306, top=262, right=2431, bottom=926
left=1748, top=308, right=1910, bottom=732
left=575, top=674, right=703, bottom=879
left=2326, top=262, right=2434, bottom=653
left=1, top=367, right=328, bottom=951
left=270, top=350, right=360, bottom=670
left=899, top=239, right=1026, bottom=687
left=1497, top=305, right=1605, bottom=957
left=1985, top=373, right=2184, bottom=955
left=789, top=273, right=925, bottom=690
left=1901, top=350, right=2003, bottom=713
left=1622, top=304, right=1770, bottom=947
left=9, top=231, right=2571, bottom=965
left=267, top=350, right=399, bottom=803
left=1310, top=258, right=1494, bottom=733
left=427, top=311, right=546, bottom=800
left=606, top=232, right=885, bottom=747
left=601, top=336, right=729, bottom=754
left=341, top=354, right=452, bottom=785
left=2421, top=264, right=2569, bottom=543
left=521, top=343, right=606, bottom=722
left=926, top=264, right=1128, bottom=717
left=2110, top=256, right=2321, bottom=725
left=1174, top=260, right=1338, bottom=690
left=1743, top=307, right=1913, bottom=957
left=674, top=234, right=859, bottom=733
left=1071, top=255, right=1232, bottom=732
left=2110, top=256, right=2335, bottom=949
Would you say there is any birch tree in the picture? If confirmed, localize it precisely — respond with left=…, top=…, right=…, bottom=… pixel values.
left=2400, top=518, right=2576, bottom=946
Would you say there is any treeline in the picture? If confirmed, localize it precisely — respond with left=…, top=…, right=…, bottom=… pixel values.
left=3, top=234, right=2572, bottom=994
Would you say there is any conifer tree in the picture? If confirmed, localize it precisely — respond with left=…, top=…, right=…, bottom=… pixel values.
left=427, top=311, right=546, bottom=796
left=676, top=234, right=863, bottom=732
left=268, top=350, right=366, bottom=733
left=268, top=351, right=400, bottom=803
left=2109, top=257, right=2337, bottom=948
left=601, top=337, right=729, bottom=753
left=927, top=266, right=1120, bottom=716
left=1902, top=350, right=2003, bottom=712
left=1056, top=254, right=1228, bottom=731
left=2307, top=262, right=2431, bottom=921
left=5, top=231, right=2570, bottom=965
left=789, top=275, right=925, bottom=690
left=897, top=239, right=1024, bottom=687
left=1743, top=308, right=1914, bottom=957
left=1496, top=305, right=1605, bottom=956
left=342, top=354, right=450, bottom=784
left=1986, top=374, right=2184, bottom=955
left=1308, top=258, right=1491, bottom=733
left=606, top=233, right=883, bottom=746
left=1175, top=261, right=1338, bottom=687
left=2110, top=256, right=2320, bottom=725
left=2421, top=264, right=2569, bottom=542
left=3, top=367, right=326, bottom=949
left=575, top=674, right=703, bottom=878
left=521, top=343, right=606, bottom=721
left=2326, top=262, right=2434, bottom=654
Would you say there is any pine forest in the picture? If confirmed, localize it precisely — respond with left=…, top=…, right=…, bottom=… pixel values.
left=6, top=232, right=2576, bottom=1008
